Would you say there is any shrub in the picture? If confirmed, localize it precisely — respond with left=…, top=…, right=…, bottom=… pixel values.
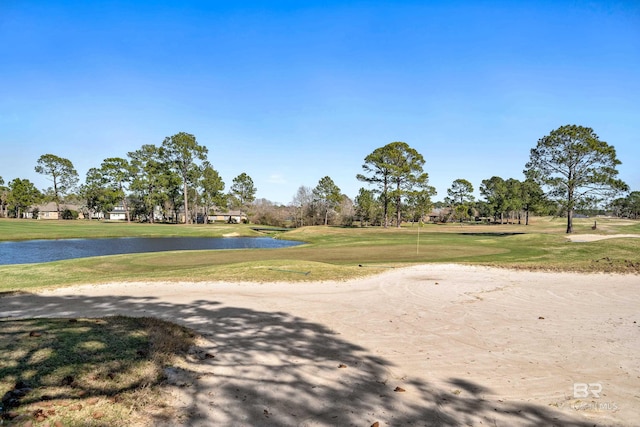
left=61, top=209, right=79, bottom=220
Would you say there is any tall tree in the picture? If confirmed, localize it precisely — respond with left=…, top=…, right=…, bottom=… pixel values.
left=357, top=145, right=393, bottom=227
left=186, top=166, right=203, bottom=224
left=230, top=172, right=257, bottom=217
left=447, top=179, right=475, bottom=205
left=354, top=187, right=378, bottom=227
left=100, top=157, right=135, bottom=222
left=504, top=178, right=523, bottom=224
left=34, top=154, right=79, bottom=218
left=387, top=143, right=430, bottom=228
left=610, top=191, right=640, bottom=219
left=480, top=176, right=508, bottom=223
left=200, top=161, right=226, bottom=223
left=447, top=179, right=475, bottom=222
left=128, top=144, right=173, bottom=223
left=626, top=191, right=640, bottom=219
left=291, top=185, right=313, bottom=227
left=80, top=167, right=120, bottom=220
left=358, top=142, right=429, bottom=228
left=312, top=176, right=342, bottom=226
left=519, top=178, right=546, bottom=225
left=161, top=132, right=208, bottom=224
left=525, top=124, right=628, bottom=233
left=0, top=177, right=8, bottom=218
left=405, top=183, right=436, bottom=224
left=8, top=178, right=42, bottom=218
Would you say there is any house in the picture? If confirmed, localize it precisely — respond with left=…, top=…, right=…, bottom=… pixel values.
left=28, top=202, right=85, bottom=220
left=106, top=204, right=128, bottom=221
left=208, top=210, right=247, bottom=223
left=427, top=208, right=452, bottom=223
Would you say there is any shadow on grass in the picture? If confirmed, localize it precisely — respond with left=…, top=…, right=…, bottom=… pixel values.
left=1, top=293, right=598, bottom=426
left=0, top=315, right=195, bottom=425
left=0, top=291, right=28, bottom=297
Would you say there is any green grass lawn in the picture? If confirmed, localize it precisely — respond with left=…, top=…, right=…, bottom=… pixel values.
left=0, top=218, right=261, bottom=240
left=0, top=217, right=639, bottom=292
left=1, top=217, right=639, bottom=425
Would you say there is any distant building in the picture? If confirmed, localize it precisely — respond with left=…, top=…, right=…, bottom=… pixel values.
left=28, top=202, right=85, bottom=220
left=427, top=208, right=452, bottom=223
left=209, top=210, right=247, bottom=223
left=106, top=204, right=128, bottom=221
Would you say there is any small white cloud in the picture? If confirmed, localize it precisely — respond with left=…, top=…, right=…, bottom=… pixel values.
left=267, top=173, right=287, bottom=184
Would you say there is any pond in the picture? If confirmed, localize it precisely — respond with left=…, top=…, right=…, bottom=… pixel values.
left=0, top=237, right=303, bottom=266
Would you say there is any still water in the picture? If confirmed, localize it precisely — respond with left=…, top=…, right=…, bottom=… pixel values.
left=0, top=237, right=303, bottom=265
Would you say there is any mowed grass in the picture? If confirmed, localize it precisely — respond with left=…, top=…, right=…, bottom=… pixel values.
left=1, top=217, right=638, bottom=425
left=0, top=316, right=196, bottom=426
left=0, top=218, right=260, bottom=240
left=0, top=216, right=638, bottom=293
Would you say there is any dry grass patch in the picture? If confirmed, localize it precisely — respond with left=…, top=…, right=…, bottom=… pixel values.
left=0, top=316, right=197, bottom=426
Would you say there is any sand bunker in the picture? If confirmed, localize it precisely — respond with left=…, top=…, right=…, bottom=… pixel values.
left=2, top=264, right=638, bottom=426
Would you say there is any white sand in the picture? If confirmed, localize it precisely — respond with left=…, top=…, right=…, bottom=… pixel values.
left=2, top=264, right=639, bottom=426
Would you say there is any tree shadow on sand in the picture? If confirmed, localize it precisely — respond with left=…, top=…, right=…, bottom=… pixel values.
left=1, top=292, right=600, bottom=426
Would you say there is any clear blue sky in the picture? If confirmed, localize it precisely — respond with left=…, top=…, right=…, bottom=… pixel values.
left=1, top=0, right=639, bottom=204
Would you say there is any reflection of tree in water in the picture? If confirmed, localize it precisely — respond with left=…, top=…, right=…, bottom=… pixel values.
left=1, top=293, right=596, bottom=426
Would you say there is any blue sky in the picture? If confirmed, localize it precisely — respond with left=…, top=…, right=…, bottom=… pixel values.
left=1, top=0, right=639, bottom=204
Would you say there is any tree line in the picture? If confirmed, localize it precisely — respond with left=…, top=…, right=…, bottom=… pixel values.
left=293, top=125, right=633, bottom=233
left=0, top=125, right=636, bottom=233
left=0, top=132, right=257, bottom=224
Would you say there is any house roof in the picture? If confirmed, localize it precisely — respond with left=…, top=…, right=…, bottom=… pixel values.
left=428, top=208, right=452, bottom=216
left=31, top=202, right=83, bottom=212
left=211, top=210, right=246, bottom=216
